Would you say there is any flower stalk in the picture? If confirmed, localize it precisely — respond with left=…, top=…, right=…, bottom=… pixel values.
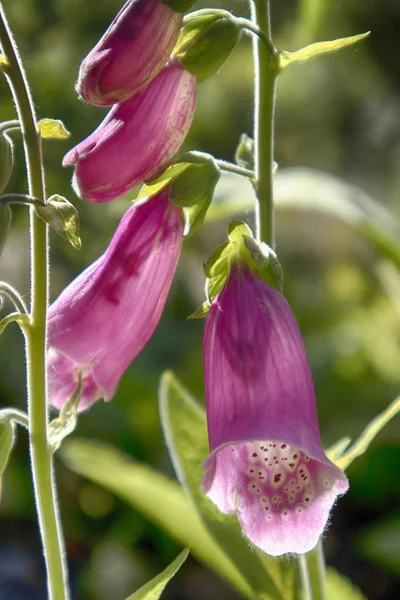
left=0, top=4, right=69, bottom=599
left=251, top=0, right=278, bottom=247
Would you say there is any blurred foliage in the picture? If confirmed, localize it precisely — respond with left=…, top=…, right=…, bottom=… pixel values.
left=1, top=0, right=400, bottom=599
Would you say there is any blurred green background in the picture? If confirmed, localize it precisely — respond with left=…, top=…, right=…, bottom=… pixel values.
left=1, top=0, right=400, bottom=598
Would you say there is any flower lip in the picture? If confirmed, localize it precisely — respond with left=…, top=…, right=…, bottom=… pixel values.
left=202, top=437, right=349, bottom=556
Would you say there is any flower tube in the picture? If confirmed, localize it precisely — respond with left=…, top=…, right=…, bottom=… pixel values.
left=77, top=0, right=183, bottom=106
left=47, top=190, right=184, bottom=411
left=63, top=58, right=196, bottom=202
left=202, top=263, right=349, bottom=556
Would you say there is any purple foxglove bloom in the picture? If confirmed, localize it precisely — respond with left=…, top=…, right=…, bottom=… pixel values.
left=47, top=190, right=183, bottom=411
left=63, top=58, right=196, bottom=203
left=77, top=0, right=183, bottom=106
left=202, top=265, right=349, bottom=556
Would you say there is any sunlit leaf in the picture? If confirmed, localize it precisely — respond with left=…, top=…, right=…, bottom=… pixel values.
left=38, top=118, right=70, bottom=140
left=61, top=439, right=253, bottom=599
left=159, top=370, right=299, bottom=600
left=336, top=396, right=400, bottom=470
left=125, top=549, right=189, bottom=600
left=36, top=194, right=81, bottom=249
left=326, top=567, right=367, bottom=599
left=279, top=32, right=370, bottom=70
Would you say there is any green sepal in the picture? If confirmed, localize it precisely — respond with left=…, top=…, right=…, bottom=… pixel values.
left=173, top=11, right=241, bottom=82
left=49, top=375, right=83, bottom=453
left=0, top=418, right=14, bottom=479
left=0, top=204, right=12, bottom=256
left=235, top=133, right=254, bottom=171
left=125, top=549, right=189, bottom=600
left=278, top=31, right=370, bottom=71
left=161, top=0, right=197, bottom=13
left=36, top=194, right=81, bottom=249
left=140, top=152, right=220, bottom=237
left=192, top=221, right=284, bottom=318
left=0, top=131, right=14, bottom=194
left=38, top=118, right=70, bottom=140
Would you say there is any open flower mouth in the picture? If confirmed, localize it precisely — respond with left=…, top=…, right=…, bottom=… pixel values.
left=204, top=438, right=348, bottom=556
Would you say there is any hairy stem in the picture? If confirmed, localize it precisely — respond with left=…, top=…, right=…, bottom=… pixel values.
left=251, top=0, right=278, bottom=246
left=0, top=5, right=69, bottom=599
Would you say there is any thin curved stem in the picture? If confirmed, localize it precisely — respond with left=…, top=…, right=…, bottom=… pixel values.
left=0, top=281, right=28, bottom=313
left=0, top=4, right=69, bottom=600
left=0, top=407, right=29, bottom=429
left=236, top=17, right=276, bottom=56
left=0, top=193, right=44, bottom=206
left=215, top=159, right=255, bottom=180
left=0, top=311, right=30, bottom=335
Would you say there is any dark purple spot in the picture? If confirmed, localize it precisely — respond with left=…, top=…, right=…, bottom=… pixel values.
left=281, top=444, right=287, bottom=449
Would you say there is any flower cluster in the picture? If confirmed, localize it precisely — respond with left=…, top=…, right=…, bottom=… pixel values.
left=48, top=0, right=194, bottom=409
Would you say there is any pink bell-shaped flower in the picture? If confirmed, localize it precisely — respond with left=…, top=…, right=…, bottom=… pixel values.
left=202, top=263, right=349, bottom=556
left=63, top=58, right=196, bottom=202
left=47, top=190, right=184, bottom=411
left=76, top=0, right=184, bottom=106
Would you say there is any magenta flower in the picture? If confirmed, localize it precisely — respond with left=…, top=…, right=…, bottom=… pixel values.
left=47, top=190, right=184, bottom=411
left=202, top=264, right=348, bottom=556
left=76, top=0, right=183, bottom=106
left=63, top=58, right=196, bottom=202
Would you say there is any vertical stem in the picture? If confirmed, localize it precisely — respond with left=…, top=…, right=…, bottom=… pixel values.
left=307, top=541, right=327, bottom=600
left=251, top=0, right=278, bottom=246
left=0, top=5, right=69, bottom=599
left=298, top=554, right=313, bottom=600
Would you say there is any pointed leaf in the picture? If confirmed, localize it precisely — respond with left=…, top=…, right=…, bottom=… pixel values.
left=187, top=300, right=210, bottom=320
left=38, top=118, right=70, bottom=140
left=125, top=549, right=188, bottom=600
left=325, top=567, right=367, bottom=600
left=336, top=396, right=400, bottom=470
left=159, top=370, right=298, bottom=600
left=36, top=194, right=81, bottom=249
left=60, top=439, right=253, bottom=599
left=279, top=32, right=370, bottom=70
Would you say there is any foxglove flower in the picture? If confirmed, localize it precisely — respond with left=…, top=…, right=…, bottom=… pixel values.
left=77, top=0, right=183, bottom=106
left=202, top=264, right=348, bottom=556
left=63, top=58, right=196, bottom=202
left=47, top=190, right=184, bottom=410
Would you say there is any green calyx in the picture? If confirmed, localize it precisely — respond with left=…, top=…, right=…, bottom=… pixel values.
left=139, top=152, right=220, bottom=237
left=190, top=221, right=284, bottom=319
left=36, top=194, right=81, bottom=249
left=173, top=10, right=241, bottom=82
left=162, top=0, right=197, bottom=13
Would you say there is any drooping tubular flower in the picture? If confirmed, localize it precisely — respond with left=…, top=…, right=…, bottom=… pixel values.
left=77, top=0, right=184, bottom=106
left=63, top=58, right=196, bottom=202
left=202, top=263, right=349, bottom=556
left=47, top=190, right=184, bottom=411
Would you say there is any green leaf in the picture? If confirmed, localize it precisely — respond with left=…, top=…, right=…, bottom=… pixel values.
left=161, top=0, right=197, bottom=12
left=227, top=220, right=252, bottom=242
left=139, top=162, right=190, bottom=200
left=0, top=418, right=14, bottom=478
left=125, top=549, right=188, bottom=600
left=159, top=371, right=298, bottom=600
left=187, top=299, right=210, bottom=320
left=36, top=194, right=81, bottom=249
left=174, top=12, right=240, bottom=81
left=38, top=118, right=70, bottom=140
left=0, top=204, right=12, bottom=256
left=278, top=32, right=370, bottom=70
left=336, top=395, right=400, bottom=471
left=325, top=567, right=367, bottom=600
left=60, top=439, right=253, bottom=599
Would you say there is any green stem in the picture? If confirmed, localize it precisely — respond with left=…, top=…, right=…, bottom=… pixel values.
left=0, top=5, right=69, bottom=599
left=298, top=554, right=313, bottom=600
left=307, top=541, right=327, bottom=600
left=251, top=0, right=278, bottom=246
left=215, top=159, right=255, bottom=180
left=0, top=407, right=30, bottom=429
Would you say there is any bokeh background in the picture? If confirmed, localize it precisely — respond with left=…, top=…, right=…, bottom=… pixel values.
left=1, top=0, right=400, bottom=598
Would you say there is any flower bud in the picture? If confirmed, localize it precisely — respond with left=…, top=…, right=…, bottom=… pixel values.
left=202, top=263, right=349, bottom=556
left=47, top=189, right=184, bottom=411
left=63, top=58, right=196, bottom=203
left=77, top=0, right=184, bottom=106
